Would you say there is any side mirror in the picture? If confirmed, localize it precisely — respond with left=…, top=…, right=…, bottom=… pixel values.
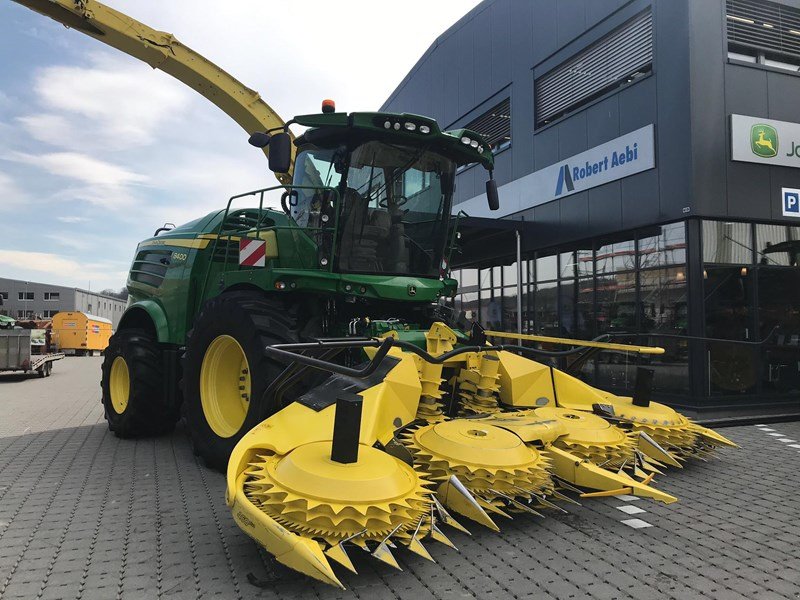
left=248, top=131, right=271, bottom=148
left=268, top=132, right=292, bottom=173
left=486, top=178, right=500, bottom=211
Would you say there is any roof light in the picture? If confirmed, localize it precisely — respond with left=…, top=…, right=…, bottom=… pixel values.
left=320, top=257, right=329, bottom=266
left=393, top=122, right=401, bottom=130
left=419, top=125, right=431, bottom=134
left=478, top=145, right=484, bottom=153
left=461, top=136, right=471, bottom=145
left=321, top=99, right=336, bottom=113
left=384, top=120, right=391, bottom=129
left=274, top=281, right=286, bottom=290
left=404, top=122, right=416, bottom=131
left=470, top=140, right=479, bottom=148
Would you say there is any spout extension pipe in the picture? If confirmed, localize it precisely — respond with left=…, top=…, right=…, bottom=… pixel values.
left=331, top=392, right=363, bottom=464
left=632, top=367, right=655, bottom=407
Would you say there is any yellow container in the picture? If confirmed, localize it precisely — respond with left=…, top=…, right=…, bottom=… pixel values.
left=52, top=312, right=113, bottom=355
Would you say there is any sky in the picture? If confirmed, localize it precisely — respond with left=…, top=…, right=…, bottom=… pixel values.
left=0, top=0, right=480, bottom=291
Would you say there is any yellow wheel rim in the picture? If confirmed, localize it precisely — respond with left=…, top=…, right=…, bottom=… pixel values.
left=200, top=335, right=251, bottom=438
left=109, top=356, right=130, bottom=414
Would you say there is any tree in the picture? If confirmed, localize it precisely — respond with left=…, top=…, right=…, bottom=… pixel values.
left=100, top=287, right=129, bottom=301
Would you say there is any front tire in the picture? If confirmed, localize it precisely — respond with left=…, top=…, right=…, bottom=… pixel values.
left=101, top=329, right=178, bottom=437
left=182, top=292, right=298, bottom=471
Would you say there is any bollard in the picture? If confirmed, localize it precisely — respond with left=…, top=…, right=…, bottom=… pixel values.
left=632, top=367, right=655, bottom=408
left=331, top=392, right=363, bottom=464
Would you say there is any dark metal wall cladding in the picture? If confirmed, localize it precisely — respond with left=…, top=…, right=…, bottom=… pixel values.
left=382, top=0, right=800, bottom=252
left=535, top=10, right=653, bottom=126
left=690, top=0, right=800, bottom=222
left=727, top=0, right=800, bottom=58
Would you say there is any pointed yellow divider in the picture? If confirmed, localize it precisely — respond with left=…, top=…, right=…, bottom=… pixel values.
left=637, top=432, right=683, bottom=468
left=325, top=543, right=357, bottom=574
left=407, top=535, right=435, bottom=562
left=372, top=542, right=402, bottom=570
left=546, top=446, right=678, bottom=504
left=229, top=474, right=344, bottom=589
left=436, top=477, right=499, bottom=531
left=430, top=523, right=458, bottom=550
left=689, top=423, right=739, bottom=448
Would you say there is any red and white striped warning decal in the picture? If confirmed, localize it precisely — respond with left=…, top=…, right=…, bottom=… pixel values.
left=239, top=239, right=266, bottom=267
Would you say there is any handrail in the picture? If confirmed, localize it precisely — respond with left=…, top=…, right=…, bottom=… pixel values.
left=199, top=184, right=341, bottom=301
left=483, top=330, right=665, bottom=355
left=264, top=336, right=630, bottom=380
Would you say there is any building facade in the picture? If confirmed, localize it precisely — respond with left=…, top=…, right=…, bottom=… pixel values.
left=0, top=277, right=126, bottom=328
left=382, top=0, right=800, bottom=418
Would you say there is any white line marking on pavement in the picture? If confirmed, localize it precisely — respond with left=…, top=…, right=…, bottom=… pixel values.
left=778, top=438, right=796, bottom=443
left=767, top=432, right=783, bottom=436
left=759, top=428, right=775, bottom=431
left=617, top=495, right=641, bottom=501
left=621, top=518, right=652, bottom=529
left=788, top=444, right=800, bottom=449
left=617, top=505, right=646, bottom=515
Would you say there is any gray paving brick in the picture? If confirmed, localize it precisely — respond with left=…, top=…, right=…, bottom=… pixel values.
left=2, top=358, right=800, bottom=599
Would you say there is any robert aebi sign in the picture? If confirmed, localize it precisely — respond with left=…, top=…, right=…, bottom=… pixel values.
left=457, top=124, right=655, bottom=218
left=557, top=142, right=642, bottom=196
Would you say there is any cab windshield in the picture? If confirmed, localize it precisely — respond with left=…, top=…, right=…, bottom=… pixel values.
left=292, top=141, right=455, bottom=277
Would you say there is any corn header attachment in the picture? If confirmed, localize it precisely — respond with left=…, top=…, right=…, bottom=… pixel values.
left=226, top=323, right=736, bottom=587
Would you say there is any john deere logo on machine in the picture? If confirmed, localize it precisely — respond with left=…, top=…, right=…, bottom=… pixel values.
left=751, top=124, right=778, bottom=158
left=407, top=284, right=417, bottom=296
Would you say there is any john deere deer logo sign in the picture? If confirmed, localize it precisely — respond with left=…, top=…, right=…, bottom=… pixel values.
left=732, top=115, right=800, bottom=167
left=751, top=124, right=778, bottom=158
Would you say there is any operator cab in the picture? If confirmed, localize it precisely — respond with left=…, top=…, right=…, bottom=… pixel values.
left=258, top=104, right=499, bottom=279
left=291, top=140, right=455, bottom=277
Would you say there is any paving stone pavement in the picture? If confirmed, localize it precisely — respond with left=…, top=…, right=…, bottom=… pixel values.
left=1, top=357, right=799, bottom=599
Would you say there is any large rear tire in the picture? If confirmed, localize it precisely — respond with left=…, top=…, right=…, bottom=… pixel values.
left=101, top=328, right=178, bottom=438
left=182, top=292, right=298, bottom=471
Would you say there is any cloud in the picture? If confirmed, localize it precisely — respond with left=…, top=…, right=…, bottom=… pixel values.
left=44, top=233, right=94, bottom=251
left=26, top=53, right=190, bottom=150
left=13, top=151, right=148, bottom=187
left=0, top=249, right=128, bottom=289
left=0, top=171, right=30, bottom=211
left=0, top=0, right=481, bottom=291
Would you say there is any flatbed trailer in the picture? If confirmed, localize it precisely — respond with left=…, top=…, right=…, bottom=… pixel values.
left=0, top=329, right=64, bottom=377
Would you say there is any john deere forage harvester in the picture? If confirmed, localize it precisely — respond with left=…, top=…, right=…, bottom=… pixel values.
left=12, top=0, right=737, bottom=589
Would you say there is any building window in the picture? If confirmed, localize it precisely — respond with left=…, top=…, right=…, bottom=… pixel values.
left=17, top=310, right=34, bottom=318
left=726, top=0, right=800, bottom=72
left=18, top=291, right=34, bottom=301
left=702, top=220, right=753, bottom=264
left=756, top=223, right=800, bottom=266
left=535, top=10, right=653, bottom=128
left=638, top=222, right=687, bottom=268
left=43, top=310, right=58, bottom=318
left=44, top=292, right=60, bottom=301
left=0, top=292, right=8, bottom=300
left=463, top=98, right=511, bottom=152
left=596, top=238, right=636, bottom=275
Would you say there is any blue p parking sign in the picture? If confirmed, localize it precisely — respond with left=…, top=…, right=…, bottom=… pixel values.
left=783, top=188, right=800, bottom=217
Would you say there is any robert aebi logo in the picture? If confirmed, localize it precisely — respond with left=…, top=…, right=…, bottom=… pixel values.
left=554, top=164, right=575, bottom=196
left=751, top=123, right=778, bottom=158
